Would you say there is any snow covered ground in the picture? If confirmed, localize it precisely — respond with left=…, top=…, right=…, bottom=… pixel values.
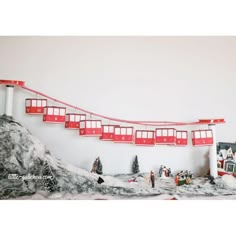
left=14, top=174, right=236, bottom=200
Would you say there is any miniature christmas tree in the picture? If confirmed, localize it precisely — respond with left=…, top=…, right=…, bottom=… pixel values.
left=42, top=160, right=58, bottom=192
left=96, top=157, right=103, bottom=175
left=132, top=155, right=140, bottom=174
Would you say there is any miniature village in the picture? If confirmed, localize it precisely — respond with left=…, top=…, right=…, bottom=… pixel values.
left=1, top=79, right=236, bottom=200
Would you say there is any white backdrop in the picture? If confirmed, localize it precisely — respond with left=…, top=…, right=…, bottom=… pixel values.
left=0, top=36, right=235, bottom=175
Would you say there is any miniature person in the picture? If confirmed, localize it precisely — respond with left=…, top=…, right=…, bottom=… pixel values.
left=150, top=170, right=155, bottom=188
left=159, top=165, right=163, bottom=177
left=167, top=168, right=172, bottom=177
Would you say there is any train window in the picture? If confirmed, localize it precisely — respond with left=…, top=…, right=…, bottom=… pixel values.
left=201, top=131, right=206, bottom=138
left=91, top=121, right=96, bottom=128
left=80, top=115, right=86, bottom=121
left=109, top=126, right=114, bottom=132
left=54, top=108, right=59, bottom=115
left=103, top=126, right=109, bottom=133
left=86, top=121, right=91, bottom=128
left=148, top=132, right=153, bottom=139
left=182, top=132, right=187, bottom=139
left=168, top=129, right=174, bottom=136
left=37, top=100, right=42, bottom=107
left=26, top=100, right=31, bottom=107
left=137, top=131, right=142, bottom=138
left=59, top=109, right=65, bottom=116
left=127, top=128, right=132, bottom=135
left=206, top=130, right=212, bottom=137
left=32, top=100, right=37, bottom=107
left=70, top=114, right=75, bottom=122
left=163, top=129, right=168, bottom=136
left=194, top=131, right=200, bottom=139
left=156, top=130, right=162, bottom=136
left=121, top=128, right=126, bottom=135
left=75, top=115, right=80, bottom=122
left=80, top=121, right=85, bottom=129
left=177, top=132, right=181, bottom=138
left=42, top=100, right=47, bottom=107
left=142, top=131, right=147, bottom=138
left=48, top=107, right=54, bottom=115
left=96, top=121, right=101, bottom=128
left=115, top=128, right=120, bottom=135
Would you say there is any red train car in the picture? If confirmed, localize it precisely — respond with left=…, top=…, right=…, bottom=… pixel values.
left=176, top=130, right=188, bottom=146
left=100, top=125, right=119, bottom=141
left=43, top=106, right=66, bottom=123
left=192, top=129, right=213, bottom=146
left=25, top=98, right=47, bottom=114
left=79, top=120, right=102, bottom=136
left=113, top=127, right=133, bottom=143
left=155, top=128, right=176, bottom=145
left=65, top=113, right=86, bottom=129
left=135, top=130, right=155, bottom=146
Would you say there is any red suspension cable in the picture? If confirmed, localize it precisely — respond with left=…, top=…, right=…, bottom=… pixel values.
left=21, top=85, right=223, bottom=127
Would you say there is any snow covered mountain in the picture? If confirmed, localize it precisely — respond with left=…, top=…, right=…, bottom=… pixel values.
left=0, top=115, right=160, bottom=199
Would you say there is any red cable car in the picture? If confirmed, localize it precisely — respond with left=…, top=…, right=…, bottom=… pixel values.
left=65, top=113, right=86, bottom=129
left=155, top=128, right=176, bottom=145
left=43, top=106, right=66, bottom=123
left=192, top=129, right=213, bottom=146
left=25, top=98, right=47, bottom=114
left=100, top=125, right=119, bottom=141
left=176, top=130, right=188, bottom=146
left=113, top=127, right=133, bottom=143
left=135, top=130, right=155, bottom=146
left=79, top=120, right=102, bottom=136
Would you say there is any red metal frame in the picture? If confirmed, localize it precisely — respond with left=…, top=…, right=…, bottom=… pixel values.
left=192, top=129, right=213, bottom=146
left=113, top=127, right=133, bottom=143
left=65, top=113, right=86, bottom=129
left=155, top=128, right=176, bottom=145
left=135, top=130, right=155, bottom=146
left=25, top=98, right=47, bottom=114
left=0, top=80, right=25, bottom=87
left=100, top=125, right=119, bottom=141
left=176, top=130, right=188, bottom=146
left=43, top=106, right=66, bottom=123
left=79, top=120, right=102, bottom=136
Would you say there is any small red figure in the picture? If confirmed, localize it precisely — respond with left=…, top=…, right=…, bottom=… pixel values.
left=150, top=170, right=155, bottom=188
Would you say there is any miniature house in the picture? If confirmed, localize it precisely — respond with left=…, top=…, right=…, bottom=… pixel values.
left=65, top=113, right=86, bottom=129
left=191, top=129, right=213, bottom=146
left=25, top=98, right=47, bottom=114
left=155, top=128, right=176, bottom=145
left=224, top=159, right=236, bottom=173
left=113, top=126, right=133, bottom=143
left=134, top=130, right=155, bottom=146
left=79, top=120, right=102, bottom=136
left=100, top=125, right=119, bottom=140
left=43, top=106, right=66, bottom=123
left=176, top=130, right=188, bottom=146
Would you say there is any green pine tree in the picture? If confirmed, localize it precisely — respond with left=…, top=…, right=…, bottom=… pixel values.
left=42, top=160, right=58, bottom=192
left=132, top=155, right=140, bottom=174
left=96, top=157, right=103, bottom=175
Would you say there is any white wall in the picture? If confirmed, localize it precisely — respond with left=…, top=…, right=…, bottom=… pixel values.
left=0, top=36, right=236, bottom=175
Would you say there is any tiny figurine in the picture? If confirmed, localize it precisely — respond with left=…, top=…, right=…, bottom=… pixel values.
left=175, top=170, right=193, bottom=186
left=150, top=170, right=155, bottom=188
left=159, top=165, right=172, bottom=177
